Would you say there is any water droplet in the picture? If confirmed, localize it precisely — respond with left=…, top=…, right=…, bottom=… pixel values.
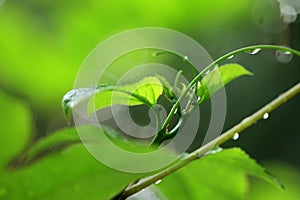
left=155, top=179, right=162, bottom=185
left=197, top=81, right=201, bottom=88
left=233, top=133, right=239, bottom=140
left=245, top=48, right=261, bottom=55
left=183, top=55, right=189, bottom=62
left=280, top=4, right=297, bottom=24
left=174, top=108, right=178, bottom=114
left=197, top=96, right=201, bottom=102
left=276, top=50, right=293, bottom=63
left=263, top=113, right=269, bottom=120
left=204, top=70, right=210, bottom=75
left=207, top=147, right=223, bottom=155
left=152, top=51, right=167, bottom=57
left=227, top=55, right=234, bottom=59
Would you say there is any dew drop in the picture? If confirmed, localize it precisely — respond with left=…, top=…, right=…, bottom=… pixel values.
left=245, top=48, right=261, bottom=55
left=204, top=70, right=211, bottom=75
left=155, top=180, right=162, bottom=185
left=263, top=113, right=269, bottom=120
left=152, top=51, right=167, bottom=57
left=280, top=4, right=297, bottom=24
left=276, top=50, right=293, bottom=63
left=207, top=147, right=223, bottom=155
left=183, top=55, right=189, bottom=61
left=174, top=108, right=178, bottom=114
left=197, top=96, right=201, bottom=102
left=227, top=55, right=234, bottom=59
left=197, top=81, right=201, bottom=88
left=233, top=133, right=239, bottom=140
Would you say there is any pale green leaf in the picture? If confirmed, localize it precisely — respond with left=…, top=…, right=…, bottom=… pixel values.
left=197, top=64, right=253, bottom=103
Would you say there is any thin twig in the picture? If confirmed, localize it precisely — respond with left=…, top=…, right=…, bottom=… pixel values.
left=113, top=82, right=300, bottom=199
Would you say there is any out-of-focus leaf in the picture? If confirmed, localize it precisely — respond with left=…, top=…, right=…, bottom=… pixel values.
left=16, top=125, right=156, bottom=168
left=247, top=162, right=300, bottom=200
left=0, top=91, right=141, bottom=200
left=158, top=148, right=282, bottom=200
left=197, top=64, right=253, bottom=103
left=0, top=90, right=31, bottom=168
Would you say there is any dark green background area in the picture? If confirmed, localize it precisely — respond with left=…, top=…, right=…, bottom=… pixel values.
left=0, top=0, right=299, bottom=199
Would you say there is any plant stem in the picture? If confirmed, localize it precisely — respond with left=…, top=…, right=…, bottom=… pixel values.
left=161, top=45, right=300, bottom=131
left=114, top=81, right=300, bottom=199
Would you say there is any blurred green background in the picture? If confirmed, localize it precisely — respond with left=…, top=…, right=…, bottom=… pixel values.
left=0, top=0, right=299, bottom=199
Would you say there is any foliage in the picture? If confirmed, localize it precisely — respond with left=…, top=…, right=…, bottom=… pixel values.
left=2, top=57, right=296, bottom=199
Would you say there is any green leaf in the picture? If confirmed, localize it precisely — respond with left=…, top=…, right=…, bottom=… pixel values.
left=155, top=74, right=176, bottom=102
left=197, top=64, right=253, bottom=103
left=247, top=162, right=300, bottom=200
left=158, top=148, right=283, bottom=200
left=0, top=90, right=30, bottom=168
left=62, top=76, right=163, bottom=121
left=0, top=90, right=142, bottom=200
left=88, top=76, right=163, bottom=115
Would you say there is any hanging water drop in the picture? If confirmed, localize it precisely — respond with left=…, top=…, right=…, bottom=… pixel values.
left=280, top=4, right=297, bottom=24
left=227, top=55, right=234, bottom=59
left=197, top=81, right=202, bottom=89
left=183, top=55, right=189, bottom=61
left=245, top=48, right=261, bottom=55
left=207, top=147, right=223, bottom=155
left=263, top=113, right=269, bottom=120
left=174, top=108, right=178, bottom=114
left=276, top=50, right=293, bottom=63
left=204, top=70, right=210, bottom=75
left=155, top=180, right=162, bottom=185
left=233, top=133, right=239, bottom=140
left=197, top=96, right=201, bottom=102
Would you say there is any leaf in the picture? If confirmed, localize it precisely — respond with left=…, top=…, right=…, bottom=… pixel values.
left=7, top=128, right=81, bottom=170
left=197, top=64, right=253, bottom=104
left=158, top=148, right=283, bottom=200
left=62, top=76, right=163, bottom=122
left=247, top=162, right=300, bottom=200
left=155, top=74, right=176, bottom=102
left=0, top=90, right=30, bottom=168
left=0, top=90, right=142, bottom=200
left=88, top=76, right=163, bottom=116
